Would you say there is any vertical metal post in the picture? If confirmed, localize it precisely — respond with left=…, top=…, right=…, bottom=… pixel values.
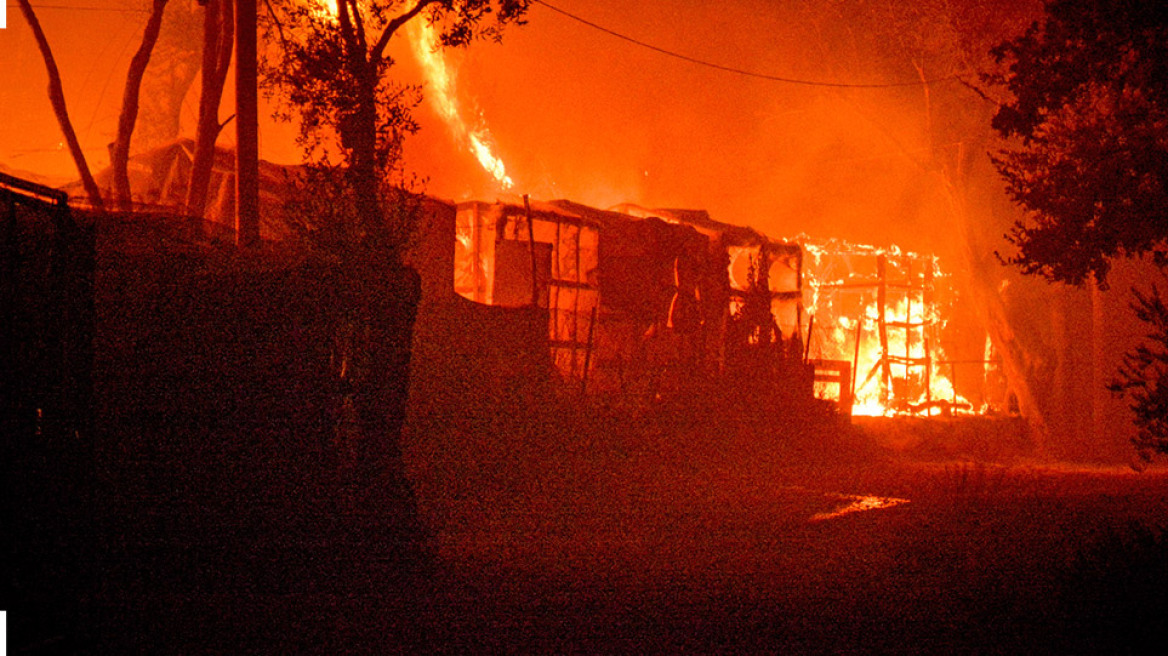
left=581, top=304, right=598, bottom=395
left=572, top=223, right=581, bottom=377
left=925, top=337, right=932, bottom=411
left=470, top=204, right=483, bottom=302
left=554, top=215, right=562, bottom=342
left=523, top=194, right=538, bottom=307
left=803, top=313, right=814, bottom=363
left=851, top=317, right=862, bottom=406
left=876, top=254, right=892, bottom=406
left=925, top=262, right=934, bottom=409
left=795, top=246, right=803, bottom=336
left=905, top=260, right=912, bottom=387
left=234, top=0, right=259, bottom=248
left=952, top=361, right=958, bottom=409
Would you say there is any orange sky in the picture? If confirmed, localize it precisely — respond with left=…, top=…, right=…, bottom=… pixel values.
left=0, top=0, right=1037, bottom=258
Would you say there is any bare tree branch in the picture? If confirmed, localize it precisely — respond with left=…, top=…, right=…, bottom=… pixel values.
left=371, top=0, right=438, bottom=61
left=18, top=0, right=104, bottom=210
left=262, top=0, right=289, bottom=50
left=112, top=0, right=170, bottom=211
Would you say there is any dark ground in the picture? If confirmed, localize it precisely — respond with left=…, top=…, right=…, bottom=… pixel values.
left=96, top=438, right=1168, bottom=655
left=11, top=389, right=1168, bottom=654
left=404, top=421, right=1168, bottom=655
left=7, top=204, right=1166, bottom=653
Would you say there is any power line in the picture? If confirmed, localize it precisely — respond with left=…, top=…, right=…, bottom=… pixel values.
left=16, top=3, right=148, bottom=12
left=534, top=0, right=963, bottom=89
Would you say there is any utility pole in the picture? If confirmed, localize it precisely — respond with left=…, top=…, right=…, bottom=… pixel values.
left=234, top=0, right=259, bottom=248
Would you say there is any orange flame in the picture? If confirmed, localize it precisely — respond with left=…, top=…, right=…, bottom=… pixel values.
left=804, top=240, right=975, bottom=417
left=810, top=494, right=910, bottom=522
left=409, top=21, right=515, bottom=190
left=843, top=296, right=968, bottom=416
left=312, top=0, right=338, bottom=19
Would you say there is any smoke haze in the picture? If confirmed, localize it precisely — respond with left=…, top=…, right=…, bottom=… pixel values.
left=2, top=0, right=1038, bottom=259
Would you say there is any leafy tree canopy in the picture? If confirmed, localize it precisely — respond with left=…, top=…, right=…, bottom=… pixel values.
left=987, top=0, right=1168, bottom=287
left=1108, top=284, right=1168, bottom=461
left=262, top=0, right=529, bottom=254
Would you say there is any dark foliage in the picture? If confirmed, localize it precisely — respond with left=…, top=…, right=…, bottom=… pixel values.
left=281, top=159, right=425, bottom=262
left=988, top=0, right=1168, bottom=460
left=987, top=0, right=1168, bottom=287
left=262, top=0, right=530, bottom=253
left=1108, top=282, right=1168, bottom=459
left=1056, top=522, right=1168, bottom=653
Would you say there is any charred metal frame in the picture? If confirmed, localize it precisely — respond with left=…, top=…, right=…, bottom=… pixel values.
left=806, top=241, right=944, bottom=415
left=455, top=200, right=602, bottom=380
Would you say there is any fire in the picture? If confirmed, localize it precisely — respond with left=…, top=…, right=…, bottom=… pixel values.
left=310, top=0, right=338, bottom=19
left=804, top=240, right=975, bottom=417
left=844, top=296, right=966, bottom=416
left=409, top=21, right=515, bottom=190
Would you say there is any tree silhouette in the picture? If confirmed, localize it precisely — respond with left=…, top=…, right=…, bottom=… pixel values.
left=263, top=0, right=529, bottom=254
left=17, top=0, right=104, bottom=210
left=988, top=0, right=1168, bottom=286
left=1108, top=284, right=1168, bottom=461
left=186, top=0, right=234, bottom=218
left=111, top=0, right=170, bottom=211
left=258, top=1, right=531, bottom=537
left=988, top=0, right=1168, bottom=457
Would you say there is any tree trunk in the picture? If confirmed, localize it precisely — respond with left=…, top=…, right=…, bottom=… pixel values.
left=112, top=0, right=169, bottom=212
left=1090, top=275, right=1105, bottom=450
left=186, top=0, right=234, bottom=219
left=18, top=0, right=104, bottom=211
left=136, top=1, right=202, bottom=152
left=345, top=70, right=384, bottom=245
left=942, top=164, right=1050, bottom=451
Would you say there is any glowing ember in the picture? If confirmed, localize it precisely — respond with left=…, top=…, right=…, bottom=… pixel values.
left=409, top=21, right=514, bottom=190
left=810, top=494, right=910, bottom=522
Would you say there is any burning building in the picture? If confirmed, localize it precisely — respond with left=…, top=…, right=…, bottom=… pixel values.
left=444, top=195, right=982, bottom=417
left=33, top=134, right=990, bottom=420
left=451, top=197, right=801, bottom=398
left=801, top=239, right=976, bottom=417
left=26, top=128, right=1000, bottom=426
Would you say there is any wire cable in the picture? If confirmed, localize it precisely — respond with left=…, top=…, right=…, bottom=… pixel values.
left=534, top=0, right=964, bottom=89
left=19, top=3, right=148, bottom=12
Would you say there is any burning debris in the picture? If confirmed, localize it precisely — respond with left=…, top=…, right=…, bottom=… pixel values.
left=802, top=239, right=976, bottom=417
left=451, top=198, right=804, bottom=399
left=449, top=196, right=989, bottom=417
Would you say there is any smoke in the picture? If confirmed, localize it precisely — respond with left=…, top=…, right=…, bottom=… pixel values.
left=0, top=0, right=1035, bottom=267
left=0, top=0, right=1041, bottom=265
left=393, top=0, right=1035, bottom=263
left=2, top=0, right=1026, bottom=262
